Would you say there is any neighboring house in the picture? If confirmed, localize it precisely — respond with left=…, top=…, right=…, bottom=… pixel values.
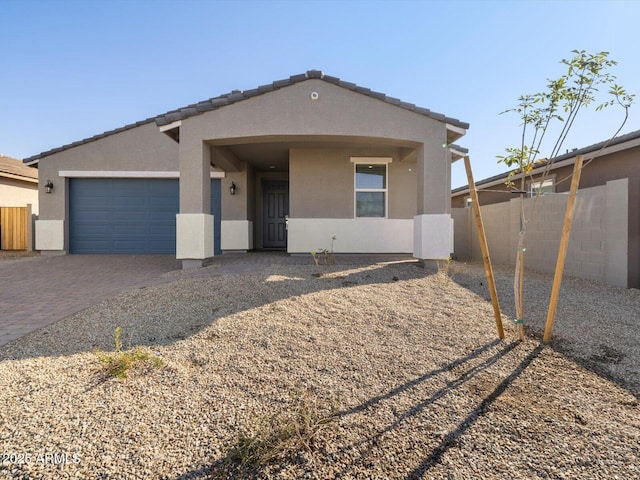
left=0, top=154, right=38, bottom=251
left=25, top=70, right=468, bottom=268
left=451, top=130, right=640, bottom=288
left=451, top=129, right=640, bottom=207
left=0, top=154, right=38, bottom=213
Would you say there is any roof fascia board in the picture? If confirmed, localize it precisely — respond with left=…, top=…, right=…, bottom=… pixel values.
left=158, top=120, right=181, bottom=132
left=0, top=172, right=38, bottom=183
left=446, top=123, right=467, bottom=137
left=449, top=147, right=467, bottom=162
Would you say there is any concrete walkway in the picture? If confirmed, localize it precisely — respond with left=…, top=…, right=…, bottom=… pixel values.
left=0, top=252, right=415, bottom=346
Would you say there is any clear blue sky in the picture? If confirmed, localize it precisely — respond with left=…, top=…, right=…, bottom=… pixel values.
left=2, top=0, right=639, bottom=187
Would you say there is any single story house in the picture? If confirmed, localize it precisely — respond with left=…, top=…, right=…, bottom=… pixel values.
left=451, top=129, right=640, bottom=207
left=0, top=154, right=38, bottom=251
left=25, top=70, right=468, bottom=268
left=1, top=154, right=38, bottom=213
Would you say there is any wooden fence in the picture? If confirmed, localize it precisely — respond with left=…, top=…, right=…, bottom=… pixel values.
left=0, top=206, right=28, bottom=250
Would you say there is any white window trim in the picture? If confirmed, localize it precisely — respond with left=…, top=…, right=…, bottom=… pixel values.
left=529, top=176, right=555, bottom=197
left=351, top=158, right=391, bottom=219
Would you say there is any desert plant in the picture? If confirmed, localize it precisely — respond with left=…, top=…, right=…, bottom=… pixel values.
left=437, top=256, right=455, bottom=283
left=225, top=389, right=337, bottom=473
left=95, top=326, right=163, bottom=379
left=311, top=235, right=336, bottom=276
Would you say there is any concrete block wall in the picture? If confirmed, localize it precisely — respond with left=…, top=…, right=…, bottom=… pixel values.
left=453, top=179, right=633, bottom=288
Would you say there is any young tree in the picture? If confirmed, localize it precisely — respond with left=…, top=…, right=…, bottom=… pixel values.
left=497, top=50, right=634, bottom=339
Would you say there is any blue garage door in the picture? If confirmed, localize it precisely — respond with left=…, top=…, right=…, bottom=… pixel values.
left=70, top=178, right=221, bottom=254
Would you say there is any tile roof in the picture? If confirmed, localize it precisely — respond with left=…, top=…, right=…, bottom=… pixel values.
left=154, top=70, right=470, bottom=129
left=0, top=154, right=38, bottom=181
left=451, top=128, right=640, bottom=193
left=25, top=70, right=469, bottom=163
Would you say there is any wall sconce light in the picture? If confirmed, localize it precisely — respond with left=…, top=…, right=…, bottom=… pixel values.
left=45, top=179, right=54, bottom=193
left=229, top=181, right=237, bottom=195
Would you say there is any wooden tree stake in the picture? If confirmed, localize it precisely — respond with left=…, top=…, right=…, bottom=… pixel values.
left=543, top=155, right=584, bottom=343
left=464, top=156, right=505, bottom=339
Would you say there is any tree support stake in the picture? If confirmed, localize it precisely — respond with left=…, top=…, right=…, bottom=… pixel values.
left=464, top=156, right=505, bottom=339
left=543, top=155, right=584, bottom=343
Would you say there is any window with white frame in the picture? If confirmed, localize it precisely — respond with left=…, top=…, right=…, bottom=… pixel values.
left=530, top=178, right=554, bottom=197
left=351, top=158, right=390, bottom=218
left=465, top=197, right=473, bottom=208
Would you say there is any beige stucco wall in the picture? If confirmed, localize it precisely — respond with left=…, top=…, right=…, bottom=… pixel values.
left=221, top=163, right=249, bottom=221
left=37, top=121, right=179, bottom=221
left=290, top=149, right=353, bottom=218
left=289, top=148, right=417, bottom=219
left=389, top=152, right=418, bottom=219
left=178, top=79, right=448, bottom=218
left=182, top=80, right=443, bottom=142
left=0, top=178, right=39, bottom=214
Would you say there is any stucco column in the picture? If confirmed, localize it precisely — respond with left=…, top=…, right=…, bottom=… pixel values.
left=176, top=134, right=214, bottom=268
left=413, top=132, right=453, bottom=260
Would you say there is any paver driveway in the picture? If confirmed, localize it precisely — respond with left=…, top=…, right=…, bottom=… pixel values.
left=0, top=252, right=416, bottom=347
left=0, top=255, right=181, bottom=346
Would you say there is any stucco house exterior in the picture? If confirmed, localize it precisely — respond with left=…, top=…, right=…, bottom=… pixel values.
left=0, top=154, right=38, bottom=251
left=1, top=154, right=38, bottom=213
left=25, top=70, right=468, bottom=268
left=451, top=129, right=640, bottom=208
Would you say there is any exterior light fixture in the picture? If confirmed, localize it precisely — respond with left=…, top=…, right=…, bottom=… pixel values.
left=45, top=179, right=54, bottom=193
left=229, top=181, right=237, bottom=195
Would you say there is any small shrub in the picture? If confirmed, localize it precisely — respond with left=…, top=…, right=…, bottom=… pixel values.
left=95, top=326, right=163, bottom=379
left=311, top=235, right=337, bottom=276
left=223, top=389, right=337, bottom=473
left=437, top=256, right=453, bottom=280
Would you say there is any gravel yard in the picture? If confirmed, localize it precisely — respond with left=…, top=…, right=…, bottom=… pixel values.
left=0, top=259, right=638, bottom=479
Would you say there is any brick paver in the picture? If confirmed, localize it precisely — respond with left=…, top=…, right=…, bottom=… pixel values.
left=0, top=252, right=415, bottom=346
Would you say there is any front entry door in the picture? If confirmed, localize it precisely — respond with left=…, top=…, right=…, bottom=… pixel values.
left=262, top=180, right=289, bottom=249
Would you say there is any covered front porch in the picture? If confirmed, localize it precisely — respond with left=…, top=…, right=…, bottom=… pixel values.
left=169, top=133, right=463, bottom=269
left=154, top=73, right=467, bottom=268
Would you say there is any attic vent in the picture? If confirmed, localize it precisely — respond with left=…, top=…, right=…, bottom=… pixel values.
left=231, top=89, right=242, bottom=94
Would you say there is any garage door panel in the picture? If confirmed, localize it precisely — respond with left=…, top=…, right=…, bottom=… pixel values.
left=113, top=224, right=146, bottom=235
left=70, top=179, right=179, bottom=254
left=70, top=178, right=222, bottom=254
left=113, top=241, right=147, bottom=251
left=113, top=211, right=148, bottom=223
left=76, top=225, right=112, bottom=235
left=74, top=212, right=113, bottom=223
left=112, top=198, right=144, bottom=208
left=82, top=198, right=112, bottom=209
left=72, top=240, right=112, bottom=253
left=149, top=224, right=175, bottom=234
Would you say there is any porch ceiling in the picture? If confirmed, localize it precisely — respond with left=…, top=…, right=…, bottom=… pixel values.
left=208, top=136, right=419, bottom=172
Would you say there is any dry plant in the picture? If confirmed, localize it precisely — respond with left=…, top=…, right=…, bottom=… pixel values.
left=94, top=326, right=163, bottom=379
left=311, top=235, right=337, bottom=277
left=222, top=389, right=337, bottom=474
